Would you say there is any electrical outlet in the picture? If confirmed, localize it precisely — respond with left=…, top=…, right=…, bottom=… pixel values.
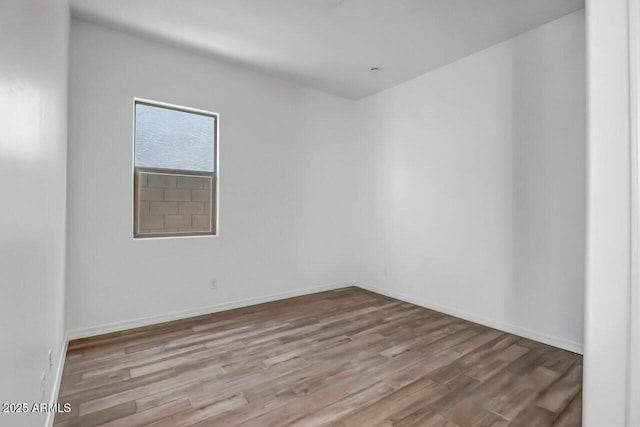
left=48, top=349, right=53, bottom=370
left=40, top=372, right=46, bottom=402
left=210, top=279, right=218, bottom=290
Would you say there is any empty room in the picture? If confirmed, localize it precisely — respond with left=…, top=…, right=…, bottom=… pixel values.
left=1, top=0, right=638, bottom=426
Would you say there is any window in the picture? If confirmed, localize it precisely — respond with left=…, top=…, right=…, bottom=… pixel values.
left=133, top=100, right=217, bottom=237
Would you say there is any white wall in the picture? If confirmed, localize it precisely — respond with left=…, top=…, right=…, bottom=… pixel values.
left=67, top=10, right=586, bottom=352
left=0, top=0, right=69, bottom=426
left=66, top=20, right=363, bottom=334
left=583, top=0, right=633, bottom=425
left=357, top=11, right=586, bottom=352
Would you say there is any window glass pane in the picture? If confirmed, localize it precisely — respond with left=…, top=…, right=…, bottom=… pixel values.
left=136, top=171, right=213, bottom=236
left=135, top=103, right=215, bottom=172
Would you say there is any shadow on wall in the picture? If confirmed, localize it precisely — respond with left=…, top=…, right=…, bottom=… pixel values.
left=510, top=11, right=586, bottom=346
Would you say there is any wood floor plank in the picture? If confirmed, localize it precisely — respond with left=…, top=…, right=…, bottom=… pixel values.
left=445, top=369, right=522, bottom=427
left=487, top=366, right=560, bottom=421
left=288, top=381, right=394, bottom=427
left=333, top=378, right=439, bottom=427
left=552, top=391, right=582, bottom=427
left=54, top=287, right=582, bottom=427
left=534, top=363, right=582, bottom=414
left=97, top=398, right=192, bottom=427
left=509, top=405, right=557, bottom=427
left=383, top=349, right=463, bottom=389
left=54, top=401, right=137, bottom=427
left=148, top=393, right=248, bottom=427
left=382, top=374, right=480, bottom=427
left=79, top=363, right=225, bottom=415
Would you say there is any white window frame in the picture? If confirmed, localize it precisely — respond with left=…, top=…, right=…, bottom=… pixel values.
left=132, top=98, right=219, bottom=238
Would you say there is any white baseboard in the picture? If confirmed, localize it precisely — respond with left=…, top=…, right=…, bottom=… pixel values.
left=65, top=280, right=581, bottom=356
left=357, top=283, right=584, bottom=354
left=67, top=282, right=353, bottom=340
left=46, top=334, right=69, bottom=427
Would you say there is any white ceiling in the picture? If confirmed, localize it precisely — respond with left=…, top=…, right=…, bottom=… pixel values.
left=70, top=0, right=584, bottom=99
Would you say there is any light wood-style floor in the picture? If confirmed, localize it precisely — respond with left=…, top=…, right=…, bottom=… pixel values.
left=54, top=287, right=582, bottom=427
